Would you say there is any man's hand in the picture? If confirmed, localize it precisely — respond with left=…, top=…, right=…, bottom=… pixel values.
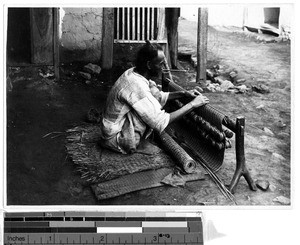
left=185, top=86, right=204, bottom=98
left=169, top=93, right=209, bottom=124
left=189, top=94, right=209, bottom=108
left=168, top=87, right=205, bottom=101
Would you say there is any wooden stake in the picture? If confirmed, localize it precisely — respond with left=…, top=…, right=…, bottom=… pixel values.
left=196, top=8, right=208, bottom=86
left=229, top=116, right=257, bottom=193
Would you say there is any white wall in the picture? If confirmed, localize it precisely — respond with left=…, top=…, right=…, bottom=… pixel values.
left=181, top=5, right=244, bottom=27
left=180, top=6, right=198, bottom=22
left=245, top=6, right=264, bottom=28
left=181, top=4, right=292, bottom=31
left=208, top=5, right=244, bottom=27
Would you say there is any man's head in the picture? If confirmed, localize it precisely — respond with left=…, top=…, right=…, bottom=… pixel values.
left=135, top=41, right=166, bottom=78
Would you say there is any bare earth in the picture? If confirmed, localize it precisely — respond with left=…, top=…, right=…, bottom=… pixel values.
left=176, top=20, right=291, bottom=205
left=6, top=19, right=291, bottom=206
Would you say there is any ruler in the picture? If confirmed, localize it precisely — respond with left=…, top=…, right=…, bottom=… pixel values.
left=4, top=212, right=203, bottom=245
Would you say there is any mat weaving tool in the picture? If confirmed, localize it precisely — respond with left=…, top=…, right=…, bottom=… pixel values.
left=162, top=77, right=257, bottom=193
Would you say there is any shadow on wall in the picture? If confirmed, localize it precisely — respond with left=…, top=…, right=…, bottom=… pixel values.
left=113, top=43, right=144, bottom=69
left=60, top=47, right=102, bottom=64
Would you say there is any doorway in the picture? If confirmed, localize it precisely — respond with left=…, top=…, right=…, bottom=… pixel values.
left=264, top=7, right=280, bottom=29
left=7, top=8, right=31, bottom=65
left=261, top=7, right=280, bottom=35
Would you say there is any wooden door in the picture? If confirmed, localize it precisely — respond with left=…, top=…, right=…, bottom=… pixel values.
left=30, top=8, right=54, bottom=64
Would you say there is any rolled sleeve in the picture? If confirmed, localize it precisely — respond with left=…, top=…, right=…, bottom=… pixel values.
left=149, top=79, right=169, bottom=107
left=159, top=91, right=169, bottom=107
left=131, top=96, right=170, bottom=133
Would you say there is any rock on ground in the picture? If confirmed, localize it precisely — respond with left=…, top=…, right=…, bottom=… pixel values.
left=255, top=180, right=270, bottom=191
left=273, top=196, right=290, bottom=205
left=83, top=63, right=102, bottom=74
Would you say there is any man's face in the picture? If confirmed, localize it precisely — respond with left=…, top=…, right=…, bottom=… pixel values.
left=148, top=50, right=166, bottom=78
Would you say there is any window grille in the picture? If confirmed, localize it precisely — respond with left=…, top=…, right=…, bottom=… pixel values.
left=114, top=7, right=165, bottom=42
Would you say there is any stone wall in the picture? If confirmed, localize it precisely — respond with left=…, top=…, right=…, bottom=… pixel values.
left=60, top=8, right=103, bottom=63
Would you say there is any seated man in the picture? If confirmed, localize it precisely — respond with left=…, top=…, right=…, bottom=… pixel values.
left=100, top=41, right=209, bottom=154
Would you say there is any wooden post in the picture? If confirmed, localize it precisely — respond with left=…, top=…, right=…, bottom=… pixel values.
left=229, top=116, right=257, bottom=193
left=53, top=8, right=60, bottom=81
left=196, top=8, right=208, bottom=86
left=101, top=8, right=114, bottom=69
left=242, top=7, right=248, bottom=31
left=157, top=8, right=166, bottom=41
left=30, top=8, right=54, bottom=64
left=165, top=8, right=180, bottom=69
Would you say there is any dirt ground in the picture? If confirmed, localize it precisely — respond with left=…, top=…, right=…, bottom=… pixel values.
left=6, top=19, right=291, bottom=206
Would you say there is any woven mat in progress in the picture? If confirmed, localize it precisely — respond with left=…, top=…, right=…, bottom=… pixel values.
left=167, top=81, right=226, bottom=172
left=92, top=168, right=173, bottom=200
left=92, top=168, right=206, bottom=200
left=66, top=124, right=206, bottom=200
left=65, top=124, right=174, bottom=184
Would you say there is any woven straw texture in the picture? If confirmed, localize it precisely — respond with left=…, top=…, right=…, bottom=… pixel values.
left=92, top=168, right=206, bottom=200
left=65, top=124, right=174, bottom=184
left=92, top=168, right=173, bottom=200
left=158, top=131, right=197, bottom=173
left=167, top=81, right=226, bottom=172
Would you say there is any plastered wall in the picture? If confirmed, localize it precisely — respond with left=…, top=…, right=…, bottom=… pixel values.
left=181, top=5, right=292, bottom=36
left=60, top=8, right=103, bottom=63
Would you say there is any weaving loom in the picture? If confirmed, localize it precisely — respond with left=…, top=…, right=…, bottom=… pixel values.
left=162, top=78, right=257, bottom=193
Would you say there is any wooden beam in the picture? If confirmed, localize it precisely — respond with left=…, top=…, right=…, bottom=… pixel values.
left=142, top=8, right=145, bottom=40
left=165, top=8, right=180, bottom=69
left=101, top=8, right=114, bottom=69
left=30, top=8, right=53, bottom=64
left=53, top=8, right=60, bottom=81
left=116, top=8, right=119, bottom=40
left=157, top=8, right=166, bottom=41
left=150, top=8, right=154, bottom=40
left=196, top=8, right=208, bottom=85
left=122, top=8, right=125, bottom=40
left=132, top=8, right=136, bottom=40
left=29, top=9, right=34, bottom=64
left=127, top=8, right=130, bottom=40
left=242, top=7, right=248, bottom=31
